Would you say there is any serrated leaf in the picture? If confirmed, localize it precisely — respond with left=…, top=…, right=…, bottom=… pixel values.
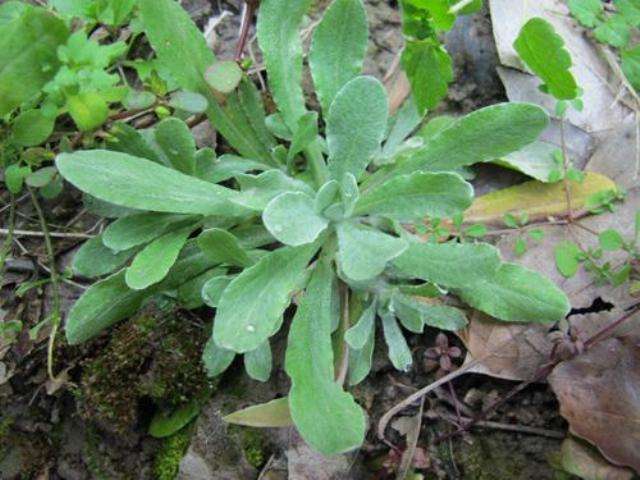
left=149, top=401, right=200, bottom=438
left=381, top=311, right=412, bottom=371
left=554, top=240, right=581, bottom=278
left=214, top=243, right=318, bottom=353
left=327, top=76, right=389, bottom=182
left=11, top=109, right=54, bottom=147
left=125, top=227, right=192, bottom=290
left=223, top=397, right=293, bottom=427
left=72, top=235, right=136, bottom=278
left=205, top=60, right=243, bottom=94
left=393, top=241, right=501, bottom=289
left=154, top=117, right=196, bottom=175
left=233, top=169, right=316, bottom=211
left=197, top=228, right=253, bottom=267
left=263, top=192, right=330, bottom=246
left=202, top=336, right=235, bottom=377
left=356, top=172, right=472, bottom=220
left=244, top=341, right=272, bottom=382
left=337, top=221, right=408, bottom=282
left=56, top=150, right=246, bottom=216
left=568, top=0, right=603, bottom=28
left=285, top=259, right=366, bottom=455
left=345, top=300, right=376, bottom=349
left=456, top=263, right=570, bottom=323
left=309, top=0, right=368, bottom=114
left=401, top=39, right=453, bottom=113
left=103, top=212, right=193, bottom=252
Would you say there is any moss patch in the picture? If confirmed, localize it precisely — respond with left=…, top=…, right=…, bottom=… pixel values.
left=153, top=428, right=192, bottom=480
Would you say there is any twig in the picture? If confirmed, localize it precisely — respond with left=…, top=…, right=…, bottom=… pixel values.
left=0, top=193, right=16, bottom=273
left=0, top=228, right=93, bottom=240
left=438, top=413, right=564, bottom=439
left=559, top=118, right=574, bottom=222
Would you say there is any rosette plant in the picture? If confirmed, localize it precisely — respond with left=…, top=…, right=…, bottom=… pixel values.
left=56, top=0, right=570, bottom=455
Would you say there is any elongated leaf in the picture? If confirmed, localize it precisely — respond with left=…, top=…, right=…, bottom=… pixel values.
left=0, top=6, right=68, bottom=116
left=125, top=227, right=192, bottom=290
left=244, top=341, right=272, bottom=382
left=381, top=311, right=412, bottom=371
left=393, top=241, right=501, bottom=288
left=288, top=112, right=319, bottom=160
left=56, top=150, right=246, bottom=216
left=177, top=267, right=226, bottom=309
left=197, top=228, right=253, bottom=267
left=392, top=293, right=467, bottom=332
left=234, top=169, right=316, bottom=211
left=257, top=0, right=311, bottom=130
left=263, top=192, right=329, bottom=246
left=72, top=235, right=136, bottom=278
left=456, top=263, right=570, bottom=323
left=381, top=98, right=423, bottom=158
left=208, top=155, right=271, bottom=184
left=154, top=117, right=196, bottom=175
left=214, top=243, right=318, bottom=353
left=345, top=300, right=376, bottom=350
left=356, top=172, right=472, bottom=220
left=223, top=397, right=293, bottom=428
left=348, top=326, right=375, bottom=386
left=327, top=76, right=389, bottom=182
left=514, top=17, right=579, bottom=101
left=286, top=260, right=366, bottom=455
left=103, top=212, right=193, bottom=252
left=201, top=275, right=233, bottom=308
left=309, top=0, right=368, bottom=114
left=149, top=401, right=200, bottom=438
left=493, top=141, right=560, bottom=183
left=337, top=221, right=408, bottom=282
left=65, top=271, right=148, bottom=344
left=202, top=336, right=236, bottom=377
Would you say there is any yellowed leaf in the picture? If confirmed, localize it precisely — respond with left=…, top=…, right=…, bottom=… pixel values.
left=223, top=397, right=293, bottom=428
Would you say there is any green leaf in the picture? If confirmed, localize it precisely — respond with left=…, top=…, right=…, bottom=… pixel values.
left=214, top=243, right=318, bottom=353
left=202, top=336, right=236, bottom=377
left=309, top=0, right=368, bottom=114
left=348, top=325, right=375, bottom=386
left=66, top=92, right=109, bottom=131
left=345, top=300, right=376, bottom=349
left=382, top=97, right=423, bottom=158
left=594, top=14, right=631, bottom=47
left=102, top=212, right=192, bottom=252
left=401, top=40, right=453, bottom=113
left=25, top=166, right=56, bottom=188
left=197, top=228, right=253, bottom=267
left=207, top=155, right=271, bottom=184
left=392, top=293, right=467, bottom=332
left=327, top=76, right=389, bottom=182
left=622, top=45, right=640, bottom=93
left=169, top=91, right=208, bottom=113
left=205, top=60, right=243, bottom=94
left=11, top=109, right=54, bottom=147
left=381, top=311, right=412, bottom=371
left=234, top=170, right=316, bottom=211
left=0, top=1, right=29, bottom=25
left=514, top=17, right=579, bottom=100
left=554, top=240, right=581, bottom=278
left=0, top=6, right=68, bottom=116
left=125, top=227, right=192, bottom=290
left=177, top=267, right=226, bottom=309
left=568, top=0, right=603, bottom=27
left=223, top=397, right=293, bottom=427
left=288, top=112, right=319, bottom=160
left=315, top=180, right=341, bottom=214
left=257, top=0, right=311, bottom=130
left=56, top=150, right=246, bottom=216
left=263, top=192, right=329, bottom=246
left=355, top=172, right=472, bottom=220
left=154, top=118, right=196, bottom=175
left=599, top=228, right=625, bottom=251
left=493, top=141, right=560, bottom=183
left=65, top=271, right=148, bottom=344
left=108, top=122, right=162, bottom=163
left=149, top=401, right=200, bottom=438
left=456, top=263, right=570, bottom=323
left=285, top=259, right=366, bottom=455
left=336, top=221, right=408, bottom=282
left=393, top=241, right=500, bottom=289
left=201, top=275, right=233, bottom=308
left=244, top=341, right=272, bottom=382
left=616, top=0, right=640, bottom=26
left=4, top=164, right=30, bottom=194
left=72, top=235, right=135, bottom=278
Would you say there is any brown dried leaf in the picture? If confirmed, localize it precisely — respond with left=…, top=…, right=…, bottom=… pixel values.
left=558, top=437, right=634, bottom=480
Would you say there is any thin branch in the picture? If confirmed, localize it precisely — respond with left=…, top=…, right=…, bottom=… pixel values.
left=0, top=228, right=93, bottom=239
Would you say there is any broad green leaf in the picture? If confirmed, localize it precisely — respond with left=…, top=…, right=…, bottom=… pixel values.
left=393, top=241, right=501, bottom=289
left=401, top=40, right=453, bottom=113
left=177, top=268, right=226, bottom=309
left=327, top=76, right=389, bottom=182
left=0, top=6, right=68, bottom=116
left=392, top=293, right=467, bottom=332
left=223, top=398, right=293, bottom=428
left=594, top=14, right=631, bottom=47
left=123, top=90, right=156, bottom=110
left=66, top=92, right=109, bottom=131
left=56, top=150, right=246, bottom=216
left=4, top=164, right=30, bottom=194
left=201, top=275, right=233, bottom=308
left=0, top=1, right=29, bottom=25
left=309, top=0, right=368, bottom=114
left=25, top=167, right=56, bottom=188
left=257, top=0, right=311, bottom=130
left=154, top=117, right=196, bottom=175
left=622, top=45, right=640, bottom=92
left=617, top=0, right=640, bottom=26
left=315, top=180, right=341, bottom=214
left=285, top=259, right=366, bottom=455
left=336, top=221, right=408, bottom=282
left=108, top=122, right=162, bottom=164
left=514, top=17, right=579, bottom=100
left=208, top=155, right=271, bottom=184
left=381, top=103, right=549, bottom=178
left=263, top=192, right=329, bottom=246
left=348, top=326, right=375, bottom=386
left=72, top=235, right=136, bottom=278
left=103, top=212, right=193, bottom=252
left=344, top=300, right=376, bottom=350
left=214, top=243, right=318, bottom=353
left=125, top=227, right=192, bottom=290
left=355, top=172, right=472, bottom=220
left=149, top=401, right=200, bottom=438
left=568, top=0, right=603, bottom=27
left=244, top=341, right=272, bottom=382
left=554, top=240, right=581, bottom=278
left=234, top=169, right=316, bottom=211
left=202, top=336, right=235, bottom=377
left=599, top=229, right=624, bottom=251
left=381, top=311, right=412, bottom=371
left=493, top=141, right=560, bottom=183
left=288, top=112, right=319, bottom=160
left=456, top=263, right=571, bottom=323
left=197, top=228, right=253, bottom=267
left=205, top=60, right=243, bottom=94
left=11, top=109, right=54, bottom=146
left=169, top=91, right=208, bottom=113
left=65, top=271, right=148, bottom=344
left=158, top=241, right=221, bottom=290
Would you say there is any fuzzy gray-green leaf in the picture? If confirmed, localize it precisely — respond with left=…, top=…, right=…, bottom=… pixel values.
left=197, top=228, right=253, bottom=267
left=154, top=118, right=196, bottom=175
left=72, top=235, right=136, bottom=278
left=381, top=311, right=412, bottom=371
left=263, top=192, right=329, bottom=246
left=102, top=212, right=193, bottom=252
left=244, top=341, right=273, bottom=382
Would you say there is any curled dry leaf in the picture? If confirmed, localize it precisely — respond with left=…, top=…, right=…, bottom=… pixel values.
left=548, top=334, right=640, bottom=473
left=557, top=437, right=634, bottom=480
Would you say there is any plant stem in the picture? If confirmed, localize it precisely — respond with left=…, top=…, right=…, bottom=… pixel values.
left=559, top=117, right=574, bottom=222
left=0, top=228, right=93, bottom=239
left=449, top=0, right=475, bottom=14
left=0, top=193, right=16, bottom=273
